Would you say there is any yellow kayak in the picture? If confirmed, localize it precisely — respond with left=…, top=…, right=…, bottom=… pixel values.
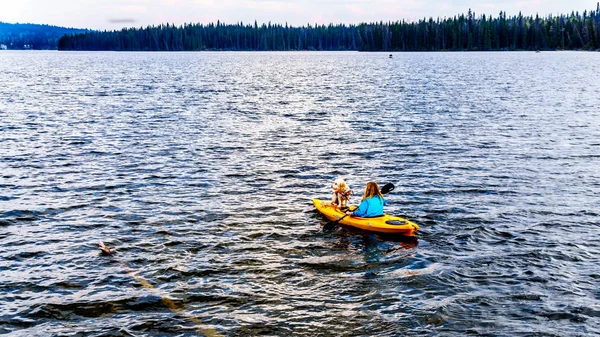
left=313, top=199, right=419, bottom=236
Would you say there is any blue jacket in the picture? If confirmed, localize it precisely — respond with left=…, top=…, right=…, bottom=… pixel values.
left=352, top=196, right=386, bottom=218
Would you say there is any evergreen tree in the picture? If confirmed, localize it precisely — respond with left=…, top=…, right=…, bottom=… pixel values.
left=54, top=6, right=600, bottom=52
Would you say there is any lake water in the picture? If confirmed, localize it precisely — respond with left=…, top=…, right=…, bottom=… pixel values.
left=1, top=50, right=599, bottom=336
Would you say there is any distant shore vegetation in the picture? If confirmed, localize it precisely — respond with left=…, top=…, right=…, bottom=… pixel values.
left=58, top=6, right=600, bottom=52
left=0, top=22, right=87, bottom=50
left=3, top=5, right=600, bottom=52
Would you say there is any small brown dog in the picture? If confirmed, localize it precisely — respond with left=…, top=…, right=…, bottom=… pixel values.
left=330, top=178, right=352, bottom=209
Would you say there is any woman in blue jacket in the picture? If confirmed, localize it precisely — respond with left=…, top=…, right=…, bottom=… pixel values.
left=346, top=182, right=386, bottom=217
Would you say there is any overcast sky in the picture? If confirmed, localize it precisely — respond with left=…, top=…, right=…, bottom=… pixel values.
left=1, top=0, right=596, bottom=30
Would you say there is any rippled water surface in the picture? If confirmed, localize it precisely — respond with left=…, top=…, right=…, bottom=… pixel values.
left=1, top=50, right=600, bottom=336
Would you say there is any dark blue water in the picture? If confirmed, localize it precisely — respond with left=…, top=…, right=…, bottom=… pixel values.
left=1, top=50, right=599, bottom=336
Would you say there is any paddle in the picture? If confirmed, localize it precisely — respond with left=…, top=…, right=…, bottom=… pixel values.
left=323, top=207, right=354, bottom=231
left=323, top=182, right=395, bottom=231
left=381, top=182, right=395, bottom=195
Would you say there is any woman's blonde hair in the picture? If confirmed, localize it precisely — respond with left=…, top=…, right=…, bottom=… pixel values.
left=361, top=182, right=383, bottom=201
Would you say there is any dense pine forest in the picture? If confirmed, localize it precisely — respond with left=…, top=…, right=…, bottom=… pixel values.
left=0, top=22, right=87, bottom=50
left=58, top=5, right=600, bottom=52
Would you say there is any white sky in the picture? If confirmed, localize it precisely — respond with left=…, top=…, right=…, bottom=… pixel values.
left=1, top=0, right=596, bottom=30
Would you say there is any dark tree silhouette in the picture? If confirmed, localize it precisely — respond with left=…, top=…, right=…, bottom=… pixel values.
left=6, top=5, right=600, bottom=52
left=0, top=22, right=87, bottom=49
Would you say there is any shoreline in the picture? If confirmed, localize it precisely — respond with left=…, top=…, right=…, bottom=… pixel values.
left=3, top=48, right=599, bottom=52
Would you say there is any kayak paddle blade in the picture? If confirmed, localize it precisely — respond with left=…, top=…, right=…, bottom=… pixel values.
left=323, top=220, right=337, bottom=231
left=323, top=213, right=349, bottom=231
left=381, top=183, right=395, bottom=195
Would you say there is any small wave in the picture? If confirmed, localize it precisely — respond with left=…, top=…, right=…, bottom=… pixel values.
left=0, top=210, right=41, bottom=221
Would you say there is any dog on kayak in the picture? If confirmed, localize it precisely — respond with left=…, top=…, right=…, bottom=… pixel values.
left=330, top=178, right=352, bottom=209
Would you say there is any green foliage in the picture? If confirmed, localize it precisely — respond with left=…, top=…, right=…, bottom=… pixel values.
left=0, top=22, right=87, bottom=49
left=12, top=5, right=600, bottom=52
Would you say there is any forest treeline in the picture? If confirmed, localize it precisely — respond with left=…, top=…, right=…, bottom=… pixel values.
left=58, top=5, right=600, bottom=51
left=0, top=22, right=87, bottom=49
